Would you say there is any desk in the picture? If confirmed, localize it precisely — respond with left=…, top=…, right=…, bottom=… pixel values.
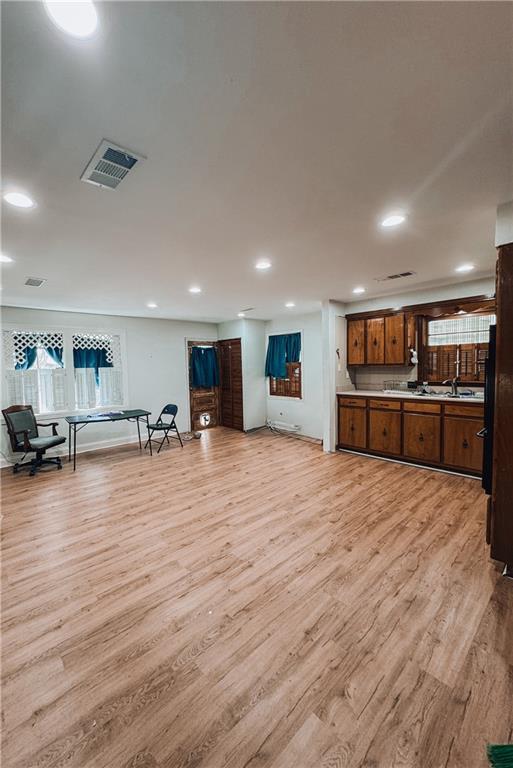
left=65, top=410, right=152, bottom=470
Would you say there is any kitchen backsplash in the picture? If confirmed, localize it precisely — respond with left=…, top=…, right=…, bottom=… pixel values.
left=350, top=365, right=484, bottom=394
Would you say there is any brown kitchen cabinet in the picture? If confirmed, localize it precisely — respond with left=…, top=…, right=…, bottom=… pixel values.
left=385, top=314, right=405, bottom=364
left=368, top=409, right=401, bottom=455
left=347, top=319, right=365, bottom=365
left=403, top=413, right=441, bottom=463
left=338, top=404, right=367, bottom=449
left=443, top=417, right=483, bottom=472
left=366, top=318, right=385, bottom=364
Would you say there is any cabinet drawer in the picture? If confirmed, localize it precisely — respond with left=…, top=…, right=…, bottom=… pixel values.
left=444, top=403, right=484, bottom=419
left=369, top=398, right=401, bottom=410
left=403, top=401, right=441, bottom=414
left=369, top=410, right=402, bottom=455
left=403, top=414, right=441, bottom=463
left=338, top=397, right=366, bottom=408
left=339, top=407, right=367, bottom=449
left=443, top=417, right=483, bottom=472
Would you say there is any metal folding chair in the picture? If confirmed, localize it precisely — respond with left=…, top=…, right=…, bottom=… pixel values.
left=145, top=404, right=183, bottom=454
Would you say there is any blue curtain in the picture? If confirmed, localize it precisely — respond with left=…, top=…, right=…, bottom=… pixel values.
left=46, top=346, right=64, bottom=367
left=191, top=346, right=219, bottom=388
left=15, top=346, right=37, bottom=370
left=73, top=348, right=112, bottom=385
left=265, top=333, right=301, bottom=379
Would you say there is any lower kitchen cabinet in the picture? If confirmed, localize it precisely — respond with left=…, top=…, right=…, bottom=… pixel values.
left=339, top=406, right=367, bottom=449
left=402, top=413, right=441, bottom=463
left=443, top=417, right=483, bottom=472
left=368, top=409, right=401, bottom=455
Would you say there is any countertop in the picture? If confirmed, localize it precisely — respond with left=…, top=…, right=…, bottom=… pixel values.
left=336, top=389, right=484, bottom=404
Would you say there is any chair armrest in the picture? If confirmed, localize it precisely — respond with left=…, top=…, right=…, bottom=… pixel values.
left=37, top=421, right=59, bottom=435
left=13, top=428, right=32, bottom=452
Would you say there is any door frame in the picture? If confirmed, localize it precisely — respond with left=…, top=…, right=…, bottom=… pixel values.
left=186, top=340, right=220, bottom=432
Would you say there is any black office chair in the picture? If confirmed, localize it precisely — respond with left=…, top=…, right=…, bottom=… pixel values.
left=145, top=404, right=183, bottom=454
left=2, top=404, right=66, bottom=476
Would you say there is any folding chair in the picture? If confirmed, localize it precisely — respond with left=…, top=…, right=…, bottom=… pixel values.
left=145, top=404, right=183, bottom=454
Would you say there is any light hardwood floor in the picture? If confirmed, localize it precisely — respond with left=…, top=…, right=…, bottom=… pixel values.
left=2, top=427, right=512, bottom=768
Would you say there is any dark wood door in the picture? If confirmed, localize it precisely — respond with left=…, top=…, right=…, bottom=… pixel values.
left=385, top=314, right=405, bottom=364
left=369, top=410, right=402, bottom=455
left=347, top=319, right=365, bottom=365
left=403, top=413, right=441, bottom=463
left=339, top=406, right=366, bottom=448
left=366, top=318, right=385, bottom=365
left=218, top=338, right=243, bottom=431
left=443, top=417, right=483, bottom=472
left=188, top=341, right=219, bottom=430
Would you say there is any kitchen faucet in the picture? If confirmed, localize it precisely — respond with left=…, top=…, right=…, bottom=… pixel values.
left=442, top=377, right=459, bottom=397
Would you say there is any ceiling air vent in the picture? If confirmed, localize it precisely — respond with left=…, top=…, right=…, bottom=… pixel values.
left=25, top=277, right=46, bottom=287
left=80, top=140, right=145, bottom=190
left=374, top=271, right=417, bottom=283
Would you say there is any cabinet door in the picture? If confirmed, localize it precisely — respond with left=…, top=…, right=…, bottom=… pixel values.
left=339, top=406, right=367, bottom=449
left=347, top=319, right=365, bottom=365
left=385, top=314, right=405, bottom=364
left=443, top=417, right=483, bottom=472
left=369, top=410, right=401, bottom=455
left=366, top=318, right=385, bottom=365
left=403, top=413, right=441, bottom=463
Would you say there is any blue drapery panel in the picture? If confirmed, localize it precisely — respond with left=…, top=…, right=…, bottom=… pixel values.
left=15, top=347, right=38, bottom=370
left=73, top=348, right=112, bottom=385
left=265, top=332, right=301, bottom=379
left=46, top=347, right=64, bottom=367
left=190, top=346, right=220, bottom=388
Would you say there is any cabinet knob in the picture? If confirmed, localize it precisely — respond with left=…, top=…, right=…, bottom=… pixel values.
left=462, top=439, right=469, bottom=449
left=354, top=340, right=358, bottom=347
left=418, top=433, right=424, bottom=442
left=350, top=424, right=355, bottom=432
left=392, top=336, right=397, bottom=345
left=373, top=338, right=378, bottom=347
left=382, top=428, right=388, bottom=437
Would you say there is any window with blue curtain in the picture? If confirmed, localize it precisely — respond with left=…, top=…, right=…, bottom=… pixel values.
left=73, top=347, right=112, bottom=385
left=265, top=332, right=301, bottom=379
left=190, top=346, right=220, bottom=388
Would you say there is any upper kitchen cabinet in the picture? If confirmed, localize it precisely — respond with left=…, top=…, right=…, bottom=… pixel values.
left=366, top=318, right=385, bottom=364
left=347, top=319, right=365, bottom=365
left=384, top=314, right=405, bottom=364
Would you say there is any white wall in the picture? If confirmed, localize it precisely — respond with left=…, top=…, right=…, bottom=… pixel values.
left=218, top=319, right=267, bottom=431
left=1, top=306, right=217, bottom=462
left=266, top=312, right=323, bottom=440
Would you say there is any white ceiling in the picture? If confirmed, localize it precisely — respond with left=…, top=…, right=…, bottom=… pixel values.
left=2, top=1, right=512, bottom=322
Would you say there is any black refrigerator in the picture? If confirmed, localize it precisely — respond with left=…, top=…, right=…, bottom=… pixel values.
left=481, top=324, right=496, bottom=495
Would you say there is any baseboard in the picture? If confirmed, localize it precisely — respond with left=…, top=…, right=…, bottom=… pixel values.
left=0, top=434, right=141, bottom=469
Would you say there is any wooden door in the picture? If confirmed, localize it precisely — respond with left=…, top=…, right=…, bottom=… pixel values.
left=385, top=314, right=405, bottom=364
left=366, top=318, right=385, bottom=365
left=368, top=410, right=401, bottom=455
left=339, top=406, right=366, bottom=448
left=403, top=413, right=441, bottom=463
left=188, top=341, right=219, bottom=430
left=443, top=417, right=483, bottom=472
left=347, top=319, right=365, bottom=365
left=218, top=338, right=243, bottom=431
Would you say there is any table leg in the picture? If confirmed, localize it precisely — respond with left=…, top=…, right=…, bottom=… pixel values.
left=146, top=415, right=153, bottom=456
left=73, top=425, right=77, bottom=472
left=68, top=423, right=71, bottom=462
left=137, top=417, right=142, bottom=449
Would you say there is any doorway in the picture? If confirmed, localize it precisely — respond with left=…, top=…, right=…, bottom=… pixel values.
left=218, top=338, right=244, bottom=431
left=188, top=341, right=220, bottom=431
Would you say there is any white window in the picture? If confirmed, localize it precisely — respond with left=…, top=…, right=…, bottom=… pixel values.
left=427, top=314, right=496, bottom=346
left=2, top=327, right=126, bottom=415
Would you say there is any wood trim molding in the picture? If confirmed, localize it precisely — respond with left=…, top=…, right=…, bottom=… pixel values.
left=345, top=294, right=496, bottom=321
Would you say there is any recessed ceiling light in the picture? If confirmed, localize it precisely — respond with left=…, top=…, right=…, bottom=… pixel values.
left=352, top=286, right=366, bottom=294
left=0, top=254, right=13, bottom=263
left=237, top=312, right=245, bottom=318
left=44, top=0, right=98, bottom=39
left=3, top=191, right=36, bottom=209
left=381, top=212, right=406, bottom=228
left=255, top=259, right=271, bottom=270
left=285, top=302, right=295, bottom=308
left=189, top=286, right=202, bottom=294
left=455, top=263, right=475, bottom=273
left=147, top=302, right=157, bottom=309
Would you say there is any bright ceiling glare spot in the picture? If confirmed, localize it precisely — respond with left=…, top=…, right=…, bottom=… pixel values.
left=189, top=286, right=202, bottom=294
left=44, top=0, right=98, bottom=38
left=255, top=259, right=271, bottom=270
left=3, top=191, right=36, bottom=209
left=0, top=254, right=13, bottom=263
left=381, top=212, right=406, bottom=228
left=455, top=263, right=475, bottom=273
left=352, top=286, right=366, bottom=294
left=147, top=302, right=157, bottom=309
left=237, top=312, right=245, bottom=318
left=285, top=302, right=295, bottom=308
